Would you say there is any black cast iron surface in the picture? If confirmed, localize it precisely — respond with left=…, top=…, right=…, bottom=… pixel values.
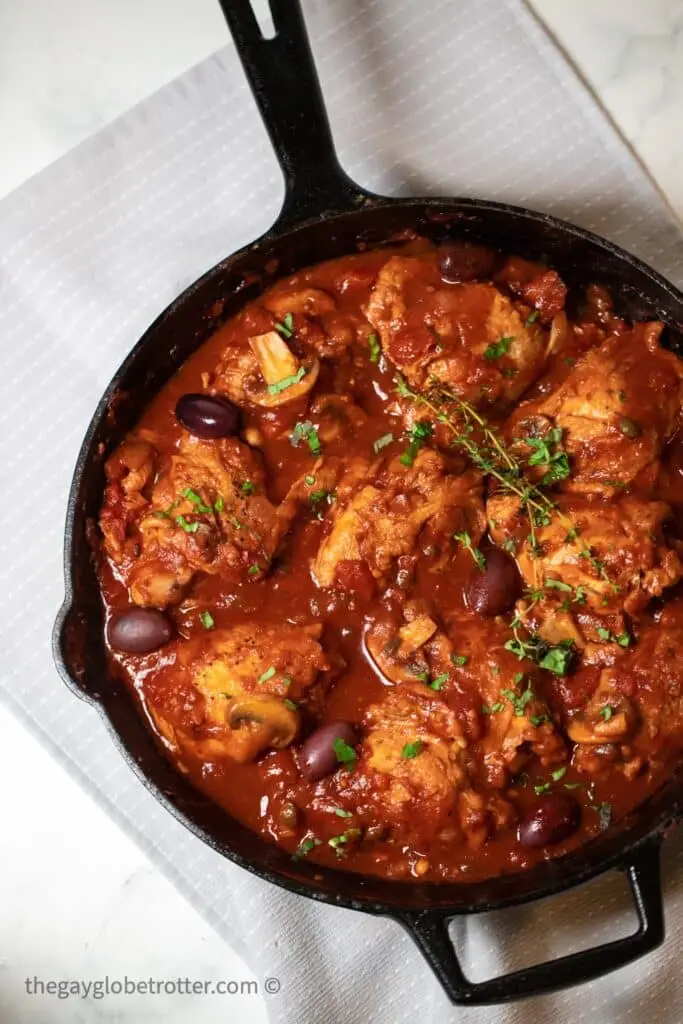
left=53, top=0, right=683, bottom=1006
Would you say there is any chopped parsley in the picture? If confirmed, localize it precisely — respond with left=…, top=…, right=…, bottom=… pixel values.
left=598, top=802, right=612, bottom=830
left=453, top=530, right=486, bottom=571
left=334, top=808, right=353, bottom=819
left=305, top=474, right=316, bottom=486
left=268, top=365, right=306, bottom=395
left=501, top=684, right=534, bottom=718
left=333, top=737, right=357, bottom=765
left=534, top=782, right=551, bottom=795
left=247, top=564, right=261, bottom=576
left=599, top=705, right=615, bottom=721
left=368, top=333, right=381, bottom=363
left=291, top=420, right=322, bottom=456
left=310, top=489, right=331, bottom=510
left=484, top=335, right=514, bottom=360
left=214, top=496, right=225, bottom=513
left=504, top=634, right=576, bottom=676
left=551, top=766, right=567, bottom=782
left=373, top=432, right=394, bottom=453
left=273, top=312, right=294, bottom=338
left=283, top=699, right=298, bottom=711
left=429, top=673, right=448, bottom=691
left=258, top=666, right=276, bottom=684
left=293, top=835, right=321, bottom=860
left=525, top=427, right=570, bottom=486
left=182, top=487, right=212, bottom=513
left=175, top=514, right=199, bottom=534
left=525, top=310, right=540, bottom=327
left=451, top=653, right=468, bottom=667
left=545, top=578, right=572, bottom=592
left=596, top=627, right=631, bottom=647
left=530, top=713, right=550, bottom=727
left=482, top=701, right=505, bottom=714
left=240, top=480, right=255, bottom=495
left=402, top=740, right=423, bottom=759
left=200, top=610, right=214, bottom=630
left=400, top=421, right=433, bottom=466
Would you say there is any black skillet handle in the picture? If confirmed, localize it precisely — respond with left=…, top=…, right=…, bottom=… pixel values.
left=397, top=841, right=663, bottom=1006
left=216, top=0, right=372, bottom=230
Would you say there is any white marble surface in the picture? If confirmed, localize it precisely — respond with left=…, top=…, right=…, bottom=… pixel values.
left=0, top=1, right=682, bottom=1021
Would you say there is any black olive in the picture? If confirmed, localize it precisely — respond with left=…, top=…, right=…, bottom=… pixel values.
left=108, top=608, right=173, bottom=654
left=176, top=393, right=240, bottom=438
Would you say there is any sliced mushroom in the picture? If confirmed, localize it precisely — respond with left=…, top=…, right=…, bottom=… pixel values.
left=248, top=331, right=320, bottom=408
left=226, top=695, right=300, bottom=762
left=397, top=615, right=438, bottom=657
left=548, top=311, right=569, bottom=355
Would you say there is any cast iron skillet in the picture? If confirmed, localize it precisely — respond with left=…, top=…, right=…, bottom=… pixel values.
left=53, top=0, right=683, bottom=1006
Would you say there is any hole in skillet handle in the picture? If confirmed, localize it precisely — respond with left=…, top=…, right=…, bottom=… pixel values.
left=394, top=841, right=663, bottom=1005
left=216, top=0, right=381, bottom=231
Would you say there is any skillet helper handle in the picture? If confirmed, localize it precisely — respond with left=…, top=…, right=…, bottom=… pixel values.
left=399, top=841, right=663, bottom=1006
left=216, top=0, right=367, bottom=229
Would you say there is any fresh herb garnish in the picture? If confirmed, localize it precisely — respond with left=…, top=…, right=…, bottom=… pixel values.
left=293, top=835, right=321, bottom=860
left=596, top=627, right=631, bottom=647
left=525, top=428, right=570, bottom=486
left=453, top=530, right=486, bottom=571
left=175, top=514, right=199, bottom=534
left=534, top=782, right=551, bottom=795
left=525, top=310, right=540, bottom=327
left=248, top=564, right=261, bottom=576
left=273, top=312, right=294, bottom=338
left=501, top=684, right=534, bottom=718
left=482, top=701, right=505, bottom=714
left=368, top=333, right=381, bottom=363
left=400, top=421, right=433, bottom=467
left=258, top=666, right=276, bottom=683
left=504, top=634, right=575, bottom=677
left=333, top=738, right=357, bottom=765
left=451, top=653, right=468, bottom=667
left=200, top=610, right=214, bottom=630
left=402, top=740, right=423, bottom=759
left=182, top=487, right=212, bottom=513
left=283, top=699, right=298, bottom=711
left=545, top=578, right=573, bottom=592
left=214, top=496, right=225, bottom=513
left=429, top=673, right=448, bottom=691
left=268, top=366, right=306, bottom=395
left=551, top=766, right=567, bottom=782
left=598, top=802, right=612, bottom=830
left=291, top=420, right=322, bottom=456
left=374, top=432, right=394, bottom=453
left=599, top=705, right=615, bottom=721
left=483, top=335, right=514, bottom=360
left=240, top=480, right=255, bottom=495
left=334, top=808, right=353, bottom=818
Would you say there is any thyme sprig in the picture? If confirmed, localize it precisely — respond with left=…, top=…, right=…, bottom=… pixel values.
left=395, top=376, right=618, bottom=598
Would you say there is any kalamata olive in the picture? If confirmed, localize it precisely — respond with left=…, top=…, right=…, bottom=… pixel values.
left=438, top=242, right=496, bottom=283
left=466, top=546, right=521, bottom=617
left=299, top=721, right=357, bottom=781
left=107, top=608, right=173, bottom=654
left=175, top=393, right=239, bottom=438
left=518, top=791, right=580, bottom=848
left=619, top=416, right=642, bottom=439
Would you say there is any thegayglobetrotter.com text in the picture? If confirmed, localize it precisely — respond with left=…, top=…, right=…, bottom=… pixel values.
left=24, top=975, right=281, bottom=1000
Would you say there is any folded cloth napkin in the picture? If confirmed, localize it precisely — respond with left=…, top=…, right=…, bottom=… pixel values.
left=2, top=1, right=683, bottom=1021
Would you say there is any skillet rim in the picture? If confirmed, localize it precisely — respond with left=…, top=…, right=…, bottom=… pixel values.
left=53, top=193, right=683, bottom=919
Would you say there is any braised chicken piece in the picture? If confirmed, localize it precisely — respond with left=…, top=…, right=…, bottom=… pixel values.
left=509, top=322, right=683, bottom=495
left=146, top=622, right=329, bottom=765
left=101, top=433, right=287, bottom=607
left=313, top=447, right=485, bottom=588
left=365, top=253, right=549, bottom=405
left=98, top=239, right=683, bottom=884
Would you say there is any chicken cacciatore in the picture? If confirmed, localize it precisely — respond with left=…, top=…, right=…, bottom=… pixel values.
left=97, top=238, right=683, bottom=882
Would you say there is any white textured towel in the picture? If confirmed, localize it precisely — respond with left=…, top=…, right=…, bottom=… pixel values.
left=2, top=1, right=683, bottom=1022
